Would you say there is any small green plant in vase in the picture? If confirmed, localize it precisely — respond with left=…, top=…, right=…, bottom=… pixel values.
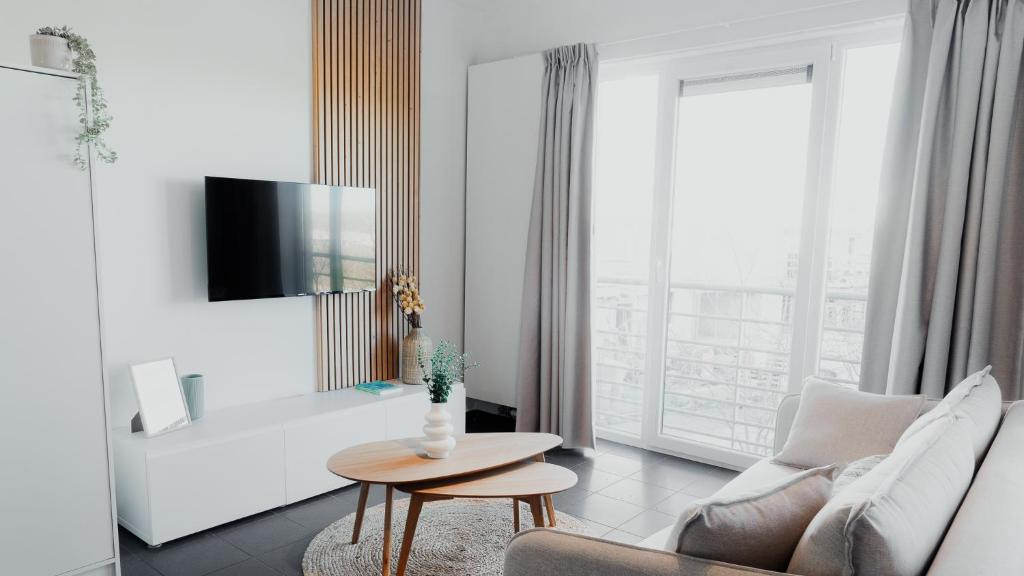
left=417, top=340, right=477, bottom=458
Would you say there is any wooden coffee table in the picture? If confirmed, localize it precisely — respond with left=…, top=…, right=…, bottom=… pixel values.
left=327, top=432, right=563, bottom=576
left=394, top=461, right=577, bottom=575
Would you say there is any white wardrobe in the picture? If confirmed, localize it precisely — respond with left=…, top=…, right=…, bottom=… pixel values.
left=0, top=64, right=119, bottom=576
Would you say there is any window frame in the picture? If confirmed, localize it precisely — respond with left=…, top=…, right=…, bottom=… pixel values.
left=594, top=21, right=904, bottom=469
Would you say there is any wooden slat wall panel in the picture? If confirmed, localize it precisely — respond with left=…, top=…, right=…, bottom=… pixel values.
left=312, top=0, right=421, bottom=391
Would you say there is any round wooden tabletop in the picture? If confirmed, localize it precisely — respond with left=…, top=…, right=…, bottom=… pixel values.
left=326, top=432, right=563, bottom=485
left=397, top=461, right=577, bottom=498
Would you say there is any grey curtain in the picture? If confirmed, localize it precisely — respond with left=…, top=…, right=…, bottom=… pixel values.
left=861, top=0, right=1024, bottom=399
left=515, top=43, right=597, bottom=449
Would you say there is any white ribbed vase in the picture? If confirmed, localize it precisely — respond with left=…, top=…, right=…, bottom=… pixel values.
left=421, top=402, right=456, bottom=459
left=29, top=35, right=71, bottom=70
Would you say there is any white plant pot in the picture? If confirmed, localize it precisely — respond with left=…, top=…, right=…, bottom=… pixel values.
left=30, top=34, right=71, bottom=71
left=401, top=328, right=433, bottom=385
left=421, top=402, right=456, bottom=459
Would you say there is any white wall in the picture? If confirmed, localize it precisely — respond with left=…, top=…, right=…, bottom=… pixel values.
left=0, top=0, right=314, bottom=424
left=419, top=0, right=481, bottom=349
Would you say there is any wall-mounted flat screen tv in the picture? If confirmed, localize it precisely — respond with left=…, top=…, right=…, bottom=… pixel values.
left=205, top=176, right=376, bottom=302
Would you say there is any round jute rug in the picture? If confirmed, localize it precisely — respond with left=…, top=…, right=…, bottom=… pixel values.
left=302, top=498, right=587, bottom=576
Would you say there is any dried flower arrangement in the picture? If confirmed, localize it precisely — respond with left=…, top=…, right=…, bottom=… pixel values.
left=389, top=267, right=425, bottom=329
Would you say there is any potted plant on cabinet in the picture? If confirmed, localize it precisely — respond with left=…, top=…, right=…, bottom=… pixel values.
left=418, top=340, right=476, bottom=459
left=390, top=267, right=430, bottom=384
left=29, top=26, right=117, bottom=169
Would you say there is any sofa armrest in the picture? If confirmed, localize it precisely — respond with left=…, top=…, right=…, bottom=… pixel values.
left=504, top=529, right=788, bottom=576
left=773, top=393, right=801, bottom=455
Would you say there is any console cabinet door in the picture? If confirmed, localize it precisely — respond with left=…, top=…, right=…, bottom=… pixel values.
left=284, top=404, right=386, bottom=503
left=0, top=67, right=116, bottom=575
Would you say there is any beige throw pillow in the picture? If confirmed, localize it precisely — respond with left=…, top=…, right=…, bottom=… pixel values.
left=773, top=378, right=924, bottom=469
left=899, top=365, right=1000, bottom=464
left=666, top=465, right=836, bottom=571
left=788, top=415, right=975, bottom=576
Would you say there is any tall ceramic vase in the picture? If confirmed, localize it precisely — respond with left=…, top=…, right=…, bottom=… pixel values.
left=402, top=328, right=432, bottom=385
left=422, top=402, right=456, bottom=459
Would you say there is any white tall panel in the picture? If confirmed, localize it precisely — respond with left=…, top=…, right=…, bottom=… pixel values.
left=464, top=54, right=544, bottom=408
left=0, top=65, right=118, bottom=575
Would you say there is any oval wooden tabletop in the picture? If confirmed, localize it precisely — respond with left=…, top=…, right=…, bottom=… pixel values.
left=397, top=461, right=577, bottom=498
left=326, top=432, right=563, bottom=484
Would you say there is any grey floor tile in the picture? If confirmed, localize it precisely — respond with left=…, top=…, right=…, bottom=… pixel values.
left=138, top=533, right=249, bottom=576
left=279, top=493, right=357, bottom=531
left=552, top=483, right=591, bottom=507
left=566, top=516, right=615, bottom=538
left=616, top=509, right=676, bottom=538
left=602, top=529, right=644, bottom=545
left=207, top=557, right=282, bottom=576
left=656, top=490, right=701, bottom=516
left=599, top=442, right=668, bottom=466
left=573, top=466, right=626, bottom=492
left=587, top=453, right=645, bottom=476
left=629, top=459, right=715, bottom=491
left=681, top=468, right=738, bottom=497
left=257, top=535, right=315, bottom=576
left=544, top=448, right=592, bottom=469
left=598, top=478, right=675, bottom=508
left=118, top=527, right=146, bottom=560
left=560, top=493, right=645, bottom=528
left=121, top=555, right=162, bottom=576
left=215, top=512, right=313, bottom=556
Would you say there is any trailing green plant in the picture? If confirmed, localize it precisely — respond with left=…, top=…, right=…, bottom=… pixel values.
left=418, top=339, right=477, bottom=404
left=36, top=26, right=117, bottom=168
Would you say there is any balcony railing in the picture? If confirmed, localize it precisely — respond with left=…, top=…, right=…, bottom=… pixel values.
left=593, top=276, right=868, bottom=457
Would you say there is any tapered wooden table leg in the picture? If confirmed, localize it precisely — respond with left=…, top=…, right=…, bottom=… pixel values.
left=382, top=485, right=394, bottom=576
left=528, top=496, right=545, bottom=528
left=532, top=452, right=558, bottom=527
left=396, top=494, right=425, bottom=576
left=513, top=498, right=521, bottom=532
left=544, top=493, right=557, bottom=527
left=351, top=482, right=370, bottom=544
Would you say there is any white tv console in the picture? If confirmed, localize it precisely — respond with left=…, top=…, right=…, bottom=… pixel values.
left=112, top=381, right=465, bottom=546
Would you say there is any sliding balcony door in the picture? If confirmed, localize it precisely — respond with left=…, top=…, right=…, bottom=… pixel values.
left=592, top=28, right=901, bottom=468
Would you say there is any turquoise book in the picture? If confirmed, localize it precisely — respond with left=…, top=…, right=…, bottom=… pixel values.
left=355, top=380, right=402, bottom=397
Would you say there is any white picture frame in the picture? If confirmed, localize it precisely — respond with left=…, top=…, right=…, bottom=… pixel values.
left=130, top=358, right=192, bottom=437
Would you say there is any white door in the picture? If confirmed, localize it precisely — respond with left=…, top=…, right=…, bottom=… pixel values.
left=592, top=29, right=902, bottom=468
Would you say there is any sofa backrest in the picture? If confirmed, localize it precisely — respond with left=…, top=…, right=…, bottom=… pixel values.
left=926, top=401, right=1024, bottom=575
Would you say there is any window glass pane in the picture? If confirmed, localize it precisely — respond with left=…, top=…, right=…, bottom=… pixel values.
left=663, top=71, right=813, bottom=457
left=817, top=43, right=900, bottom=387
left=592, top=75, right=659, bottom=438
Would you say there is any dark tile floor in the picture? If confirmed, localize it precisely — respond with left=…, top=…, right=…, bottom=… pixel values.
left=119, top=440, right=738, bottom=576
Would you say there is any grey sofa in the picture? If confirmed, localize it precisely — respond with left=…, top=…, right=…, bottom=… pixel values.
left=505, top=396, right=1024, bottom=576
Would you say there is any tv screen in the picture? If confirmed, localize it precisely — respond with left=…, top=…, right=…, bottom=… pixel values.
left=205, top=177, right=376, bottom=302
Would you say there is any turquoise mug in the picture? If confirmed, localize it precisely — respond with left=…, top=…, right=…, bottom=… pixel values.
left=180, top=374, right=205, bottom=421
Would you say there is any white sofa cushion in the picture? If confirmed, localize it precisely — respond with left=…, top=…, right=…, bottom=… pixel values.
left=773, top=379, right=924, bottom=469
left=832, top=454, right=886, bottom=493
left=666, top=465, right=835, bottom=571
left=787, top=414, right=974, bottom=576
left=899, top=366, right=1001, bottom=464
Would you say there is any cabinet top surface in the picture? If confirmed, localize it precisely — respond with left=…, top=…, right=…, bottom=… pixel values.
left=327, top=432, right=563, bottom=484
left=111, top=382, right=463, bottom=453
